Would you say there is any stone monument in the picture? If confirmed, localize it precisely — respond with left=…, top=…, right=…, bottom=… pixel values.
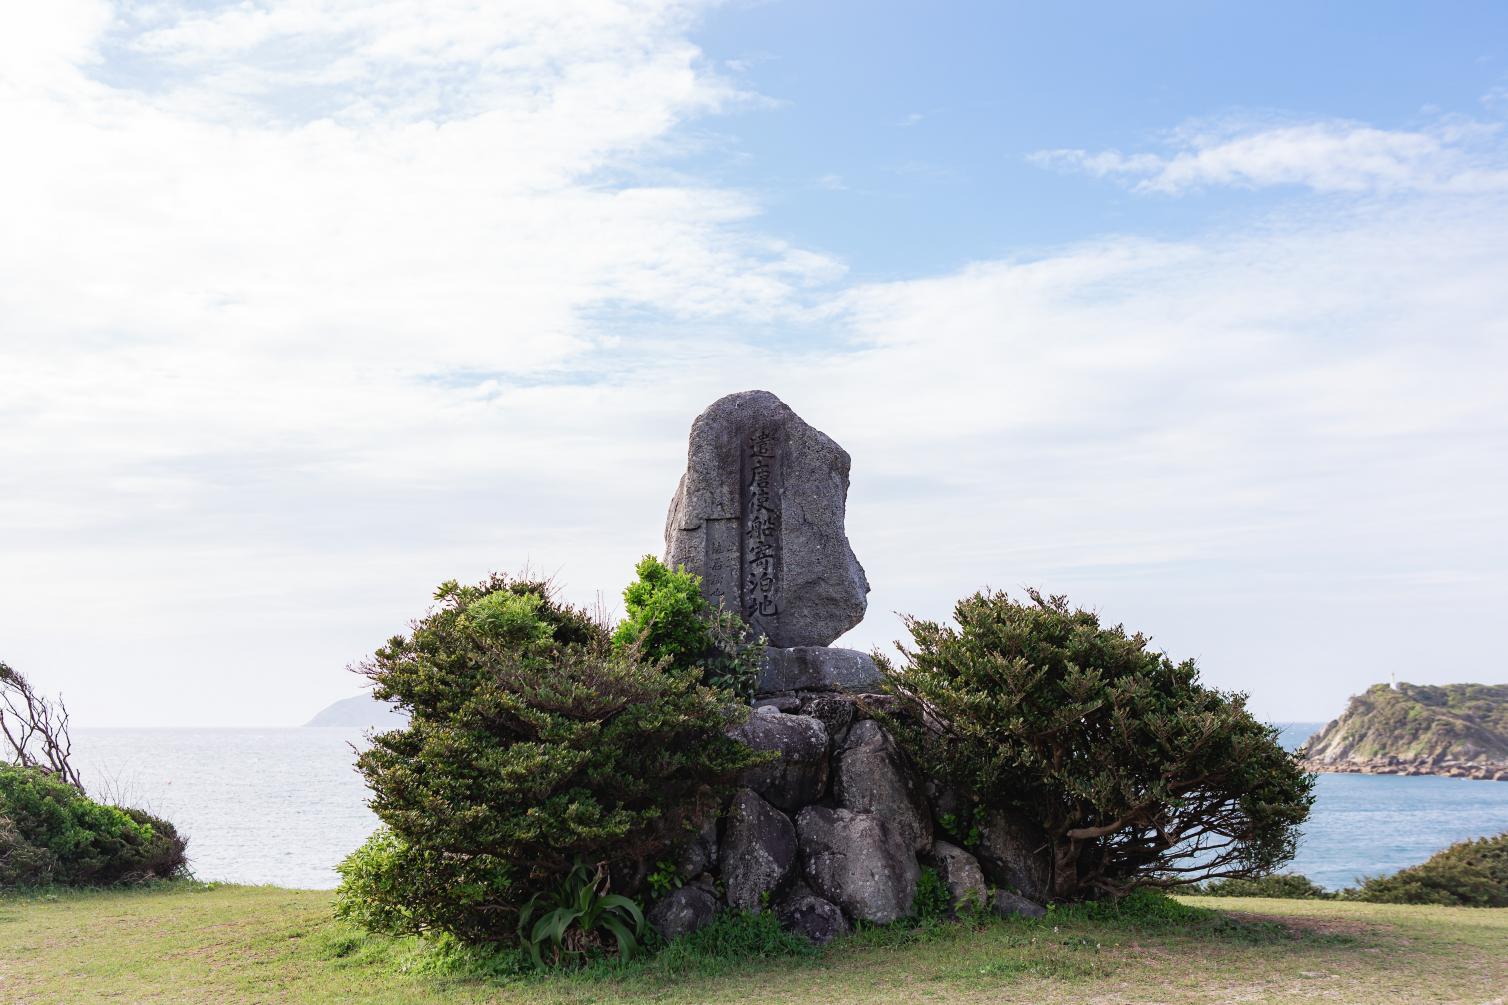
left=664, top=389, right=869, bottom=649
left=646, top=390, right=1049, bottom=946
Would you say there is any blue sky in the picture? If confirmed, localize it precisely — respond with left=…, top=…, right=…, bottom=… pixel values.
left=1, top=1, right=1506, bottom=726
left=689, top=1, right=1508, bottom=274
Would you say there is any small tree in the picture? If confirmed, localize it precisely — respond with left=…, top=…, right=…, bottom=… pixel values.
left=0, top=662, right=82, bottom=790
left=344, top=574, right=764, bottom=942
left=878, top=589, right=1314, bottom=900
left=612, top=556, right=763, bottom=702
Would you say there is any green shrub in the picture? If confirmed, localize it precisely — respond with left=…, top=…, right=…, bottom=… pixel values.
left=346, top=574, right=766, bottom=943
left=1347, top=832, right=1508, bottom=907
left=1195, top=873, right=1332, bottom=899
left=0, top=813, right=58, bottom=885
left=0, top=764, right=187, bottom=886
left=877, top=589, right=1314, bottom=902
left=612, top=556, right=762, bottom=702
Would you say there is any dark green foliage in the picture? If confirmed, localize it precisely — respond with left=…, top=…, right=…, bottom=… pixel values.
left=346, top=573, right=765, bottom=943
left=612, top=556, right=763, bottom=702
left=1195, top=873, right=1333, bottom=899
left=1347, top=832, right=1508, bottom=906
left=517, top=862, right=647, bottom=967
left=910, top=866, right=953, bottom=922
left=877, top=589, right=1315, bottom=901
left=0, top=764, right=187, bottom=886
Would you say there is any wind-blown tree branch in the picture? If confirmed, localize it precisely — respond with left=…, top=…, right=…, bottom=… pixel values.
left=0, top=662, right=83, bottom=790
left=877, top=589, right=1314, bottom=901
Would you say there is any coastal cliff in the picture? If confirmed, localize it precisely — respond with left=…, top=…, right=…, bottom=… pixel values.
left=1302, top=683, right=1508, bottom=781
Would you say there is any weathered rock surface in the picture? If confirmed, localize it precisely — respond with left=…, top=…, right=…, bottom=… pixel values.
left=648, top=884, right=719, bottom=941
left=796, top=806, right=918, bottom=924
left=798, top=692, right=857, bottom=749
left=759, top=646, right=883, bottom=695
left=990, top=889, right=1047, bottom=920
left=927, top=840, right=987, bottom=913
left=775, top=887, right=851, bottom=945
left=834, top=720, right=933, bottom=853
left=729, top=712, right=829, bottom=811
left=664, top=390, right=869, bottom=648
left=975, top=809, right=1051, bottom=903
left=720, top=789, right=797, bottom=912
left=676, top=817, right=721, bottom=881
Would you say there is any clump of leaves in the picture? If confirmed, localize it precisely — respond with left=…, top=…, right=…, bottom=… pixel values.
left=612, top=556, right=763, bottom=702
left=518, top=862, right=647, bottom=968
left=878, top=589, right=1315, bottom=902
left=343, top=573, right=765, bottom=943
left=911, top=866, right=953, bottom=922
left=1347, top=832, right=1508, bottom=907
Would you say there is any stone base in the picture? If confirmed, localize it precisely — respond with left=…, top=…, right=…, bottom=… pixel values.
left=646, top=658, right=1052, bottom=944
left=757, top=646, right=883, bottom=695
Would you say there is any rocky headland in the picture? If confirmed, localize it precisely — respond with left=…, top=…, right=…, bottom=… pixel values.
left=1301, top=682, right=1508, bottom=781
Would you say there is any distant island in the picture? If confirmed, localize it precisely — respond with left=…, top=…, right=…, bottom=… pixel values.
left=304, top=693, right=408, bottom=729
left=1302, top=683, right=1508, bottom=781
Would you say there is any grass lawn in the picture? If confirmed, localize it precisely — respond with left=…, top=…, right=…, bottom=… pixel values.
left=2, top=883, right=1504, bottom=1004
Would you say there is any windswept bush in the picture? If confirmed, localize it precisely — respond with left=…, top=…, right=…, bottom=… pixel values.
left=878, top=589, right=1314, bottom=901
left=0, top=764, right=187, bottom=887
left=1348, top=832, right=1508, bottom=907
left=344, top=574, right=766, bottom=944
left=612, top=556, right=763, bottom=702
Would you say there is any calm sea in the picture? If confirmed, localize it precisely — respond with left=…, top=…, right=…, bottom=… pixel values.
left=70, top=723, right=1508, bottom=891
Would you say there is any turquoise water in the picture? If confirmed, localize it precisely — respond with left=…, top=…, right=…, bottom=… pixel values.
left=69, top=725, right=1508, bottom=890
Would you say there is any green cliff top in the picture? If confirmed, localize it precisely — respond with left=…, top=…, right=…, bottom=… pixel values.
left=1303, top=683, right=1508, bottom=765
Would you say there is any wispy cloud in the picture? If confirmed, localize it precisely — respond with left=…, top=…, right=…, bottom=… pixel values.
left=1032, top=118, right=1508, bottom=194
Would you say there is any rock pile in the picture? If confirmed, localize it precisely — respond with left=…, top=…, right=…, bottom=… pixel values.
left=648, top=391, right=1049, bottom=944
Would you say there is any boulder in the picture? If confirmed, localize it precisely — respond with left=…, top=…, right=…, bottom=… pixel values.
left=798, top=692, right=857, bottom=749
left=990, top=889, right=1047, bottom=920
left=647, top=884, right=719, bottom=941
left=664, top=390, right=869, bottom=648
left=729, top=712, right=829, bottom=811
left=975, top=808, right=1052, bottom=903
left=676, top=816, right=721, bottom=880
left=796, top=806, right=918, bottom=925
left=834, top=720, right=933, bottom=853
left=775, top=887, right=850, bottom=945
left=720, top=789, right=797, bottom=912
left=754, top=694, right=801, bottom=713
left=759, top=647, right=882, bottom=695
left=926, top=840, right=987, bottom=914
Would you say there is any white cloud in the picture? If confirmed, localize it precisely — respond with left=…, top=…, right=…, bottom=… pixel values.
left=1033, top=118, right=1508, bottom=194
left=3, top=7, right=1506, bottom=727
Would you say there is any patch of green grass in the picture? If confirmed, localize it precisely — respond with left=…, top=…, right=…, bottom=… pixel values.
left=2, top=882, right=1504, bottom=1004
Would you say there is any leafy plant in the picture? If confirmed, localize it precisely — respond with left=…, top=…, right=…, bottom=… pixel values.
left=878, top=589, right=1315, bottom=901
left=937, top=809, right=982, bottom=848
left=344, top=573, right=765, bottom=943
left=0, top=763, right=187, bottom=887
left=1346, top=832, right=1508, bottom=907
left=910, top=866, right=953, bottom=922
left=646, top=858, right=682, bottom=899
left=517, top=862, right=647, bottom=968
left=612, top=556, right=763, bottom=702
